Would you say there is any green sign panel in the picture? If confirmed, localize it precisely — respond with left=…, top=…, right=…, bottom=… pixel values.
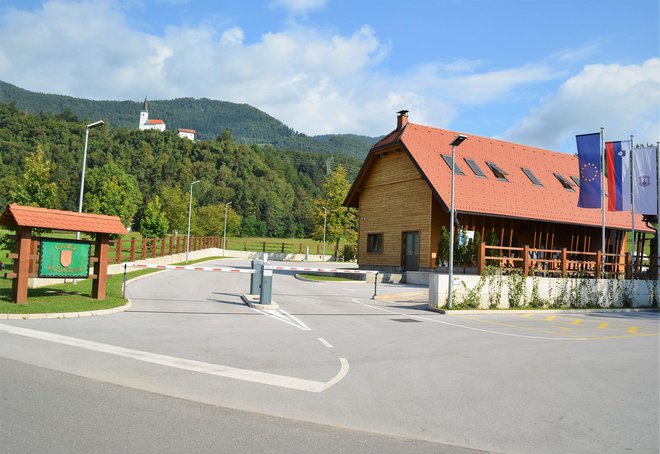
left=38, top=238, right=92, bottom=278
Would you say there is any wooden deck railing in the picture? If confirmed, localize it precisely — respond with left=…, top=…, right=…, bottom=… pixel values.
left=476, top=242, right=658, bottom=280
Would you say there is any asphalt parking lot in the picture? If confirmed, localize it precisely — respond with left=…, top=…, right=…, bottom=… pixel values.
left=0, top=258, right=658, bottom=453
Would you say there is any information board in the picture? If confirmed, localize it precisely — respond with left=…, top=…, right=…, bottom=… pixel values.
left=38, top=238, right=92, bottom=278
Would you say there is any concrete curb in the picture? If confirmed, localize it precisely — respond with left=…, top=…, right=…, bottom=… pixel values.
left=240, top=294, right=280, bottom=309
left=294, top=273, right=365, bottom=284
left=428, top=307, right=659, bottom=315
left=0, top=300, right=132, bottom=320
left=374, top=291, right=428, bottom=301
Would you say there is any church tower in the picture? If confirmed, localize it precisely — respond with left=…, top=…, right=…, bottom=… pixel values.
left=139, top=97, right=149, bottom=130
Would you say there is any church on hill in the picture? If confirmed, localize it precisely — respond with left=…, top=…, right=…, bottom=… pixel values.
left=138, top=97, right=196, bottom=140
left=138, top=98, right=166, bottom=131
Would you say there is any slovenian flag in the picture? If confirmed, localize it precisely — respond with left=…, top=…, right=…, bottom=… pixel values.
left=605, top=140, right=631, bottom=211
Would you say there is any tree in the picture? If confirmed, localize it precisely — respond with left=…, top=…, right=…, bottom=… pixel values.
left=140, top=196, right=169, bottom=238
left=194, top=204, right=241, bottom=236
left=84, top=162, right=141, bottom=227
left=312, top=165, right=357, bottom=259
left=9, top=145, right=60, bottom=208
left=158, top=185, right=189, bottom=234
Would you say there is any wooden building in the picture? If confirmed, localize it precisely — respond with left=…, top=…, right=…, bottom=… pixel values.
left=344, top=111, right=653, bottom=272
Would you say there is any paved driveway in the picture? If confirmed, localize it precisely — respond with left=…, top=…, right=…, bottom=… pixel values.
left=0, top=258, right=657, bottom=453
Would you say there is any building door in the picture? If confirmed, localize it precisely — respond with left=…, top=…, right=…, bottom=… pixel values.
left=402, top=231, right=420, bottom=271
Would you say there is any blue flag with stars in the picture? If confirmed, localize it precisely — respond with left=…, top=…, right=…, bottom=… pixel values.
left=576, top=132, right=601, bottom=208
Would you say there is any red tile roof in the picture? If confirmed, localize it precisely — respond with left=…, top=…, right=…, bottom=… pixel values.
left=145, top=119, right=165, bottom=125
left=178, top=128, right=196, bottom=134
left=346, top=122, right=651, bottom=232
left=0, top=204, right=128, bottom=234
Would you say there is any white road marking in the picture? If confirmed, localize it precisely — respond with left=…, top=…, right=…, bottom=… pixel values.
left=350, top=299, right=585, bottom=341
left=318, top=337, right=333, bottom=348
left=252, top=308, right=311, bottom=331
left=0, top=323, right=347, bottom=392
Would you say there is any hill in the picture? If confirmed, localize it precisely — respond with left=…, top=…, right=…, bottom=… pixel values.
left=0, top=80, right=376, bottom=159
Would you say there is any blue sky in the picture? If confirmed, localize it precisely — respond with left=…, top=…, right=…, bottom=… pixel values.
left=0, top=0, right=657, bottom=152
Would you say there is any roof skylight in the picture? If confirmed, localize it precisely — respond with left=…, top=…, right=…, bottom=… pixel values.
left=441, top=155, right=465, bottom=175
left=485, top=162, right=508, bottom=181
left=521, top=167, right=542, bottom=186
left=464, top=158, right=486, bottom=177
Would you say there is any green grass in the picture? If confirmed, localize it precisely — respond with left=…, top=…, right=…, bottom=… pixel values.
left=297, top=273, right=355, bottom=282
left=0, top=256, right=223, bottom=314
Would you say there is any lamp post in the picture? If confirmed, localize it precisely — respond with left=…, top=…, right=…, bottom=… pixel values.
left=322, top=206, right=327, bottom=260
left=223, top=201, right=232, bottom=257
left=447, top=134, right=467, bottom=310
left=186, top=180, right=200, bottom=263
left=76, top=120, right=104, bottom=241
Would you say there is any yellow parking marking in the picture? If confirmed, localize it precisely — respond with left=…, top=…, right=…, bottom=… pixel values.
left=628, top=326, right=639, bottom=334
left=570, top=319, right=583, bottom=325
left=558, top=327, right=571, bottom=331
left=598, top=322, right=609, bottom=329
left=521, top=314, right=533, bottom=318
left=453, top=315, right=584, bottom=339
left=544, top=316, right=556, bottom=321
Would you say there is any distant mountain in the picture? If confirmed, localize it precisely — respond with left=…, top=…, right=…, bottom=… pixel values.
left=0, top=80, right=377, bottom=159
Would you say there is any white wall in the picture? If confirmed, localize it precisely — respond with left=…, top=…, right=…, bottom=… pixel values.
left=428, top=273, right=659, bottom=309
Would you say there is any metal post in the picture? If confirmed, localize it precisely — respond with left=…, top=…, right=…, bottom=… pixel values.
left=630, top=135, right=635, bottom=273
left=251, top=259, right=263, bottom=295
left=223, top=201, right=232, bottom=257
left=600, top=127, right=605, bottom=279
left=322, top=206, right=327, bottom=260
left=122, top=263, right=127, bottom=298
left=259, top=265, right=273, bottom=305
left=373, top=271, right=378, bottom=299
left=447, top=134, right=467, bottom=309
left=186, top=180, right=200, bottom=263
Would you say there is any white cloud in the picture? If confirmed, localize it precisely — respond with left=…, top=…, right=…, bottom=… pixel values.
left=0, top=0, right=602, bottom=138
left=505, top=58, right=660, bottom=150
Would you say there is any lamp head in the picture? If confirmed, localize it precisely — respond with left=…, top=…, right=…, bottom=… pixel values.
left=450, top=134, right=467, bottom=147
left=191, top=180, right=200, bottom=186
left=86, top=120, right=104, bottom=129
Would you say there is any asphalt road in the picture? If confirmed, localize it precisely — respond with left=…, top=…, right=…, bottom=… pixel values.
left=0, top=258, right=658, bottom=453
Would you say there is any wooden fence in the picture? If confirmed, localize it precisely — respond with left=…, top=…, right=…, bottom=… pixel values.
left=476, top=243, right=658, bottom=280
left=109, top=236, right=220, bottom=264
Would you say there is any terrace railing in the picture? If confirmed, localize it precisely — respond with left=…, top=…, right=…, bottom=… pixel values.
left=476, top=242, right=658, bottom=280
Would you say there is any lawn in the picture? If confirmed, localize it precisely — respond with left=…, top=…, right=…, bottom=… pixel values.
left=0, top=256, right=223, bottom=314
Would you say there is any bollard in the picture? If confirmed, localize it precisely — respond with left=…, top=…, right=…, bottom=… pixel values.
left=251, top=259, right=263, bottom=295
left=260, top=265, right=273, bottom=305
left=373, top=271, right=378, bottom=299
left=305, top=246, right=309, bottom=261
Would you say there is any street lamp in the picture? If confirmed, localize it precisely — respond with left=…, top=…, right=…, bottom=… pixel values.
left=322, top=206, right=327, bottom=260
left=76, top=120, right=104, bottom=240
left=223, top=201, right=232, bottom=257
left=186, top=180, right=200, bottom=263
left=447, top=134, right=467, bottom=310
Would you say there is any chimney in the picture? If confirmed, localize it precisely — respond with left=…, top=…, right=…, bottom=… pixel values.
left=396, top=110, right=409, bottom=130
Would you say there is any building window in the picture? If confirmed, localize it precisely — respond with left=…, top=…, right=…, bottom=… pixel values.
left=441, top=155, right=465, bottom=175
left=486, top=162, right=509, bottom=181
left=570, top=176, right=581, bottom=187
left=521, top=167, right=543, bottom=186
left=554, top=173, right=575, bottom=191
left=367, top=233, right=383, bottom=253
left=464, top=158, right=487, bottom=177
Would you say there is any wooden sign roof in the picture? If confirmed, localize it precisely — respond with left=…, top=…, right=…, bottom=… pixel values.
left=0, top=204, right=128, bottom=235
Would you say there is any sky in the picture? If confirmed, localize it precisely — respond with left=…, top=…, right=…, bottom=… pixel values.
left=0, top=0, right=658, bottom=152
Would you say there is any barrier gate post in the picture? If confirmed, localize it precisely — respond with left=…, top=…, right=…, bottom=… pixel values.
left=260, top=265, right=273, bottom=305
left=251, top=259, right=262, bottom=295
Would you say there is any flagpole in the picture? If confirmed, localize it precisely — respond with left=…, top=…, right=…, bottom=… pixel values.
left=656, top=141, right=659, bottom=279
left=600, top=127, right=605, bottom=279
left=630, top=135, right=635, bottom=274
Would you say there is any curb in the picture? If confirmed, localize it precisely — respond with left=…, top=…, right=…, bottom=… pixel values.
left=240, top=294, right=280, bottom=309
left=374, top=291, right=428, bottom=301
left=294, top=273, right=365, bottom=284
left=427, top=307, right=659, bottom=315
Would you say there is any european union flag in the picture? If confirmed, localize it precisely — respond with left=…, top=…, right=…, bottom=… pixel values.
left=576, top=132, right=601, bottom=208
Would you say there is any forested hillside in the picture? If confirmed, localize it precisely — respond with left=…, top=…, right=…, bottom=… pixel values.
left=0, top=101, right=362, bottom=238
left=0, top=80, right=376, bottom=159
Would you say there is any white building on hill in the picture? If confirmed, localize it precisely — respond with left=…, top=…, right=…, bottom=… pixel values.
left=177, top=128, right=196, bottom=140
left=138, top=98, right=166, bottom=131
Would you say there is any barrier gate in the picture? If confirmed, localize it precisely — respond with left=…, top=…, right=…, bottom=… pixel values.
left=124, top=260, right=379, bottom=305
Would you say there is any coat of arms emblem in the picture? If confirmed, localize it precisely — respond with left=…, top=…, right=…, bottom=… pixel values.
left=60, top=249, right=73, bottom=267
left=639, top=176, right=651, bottom=187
